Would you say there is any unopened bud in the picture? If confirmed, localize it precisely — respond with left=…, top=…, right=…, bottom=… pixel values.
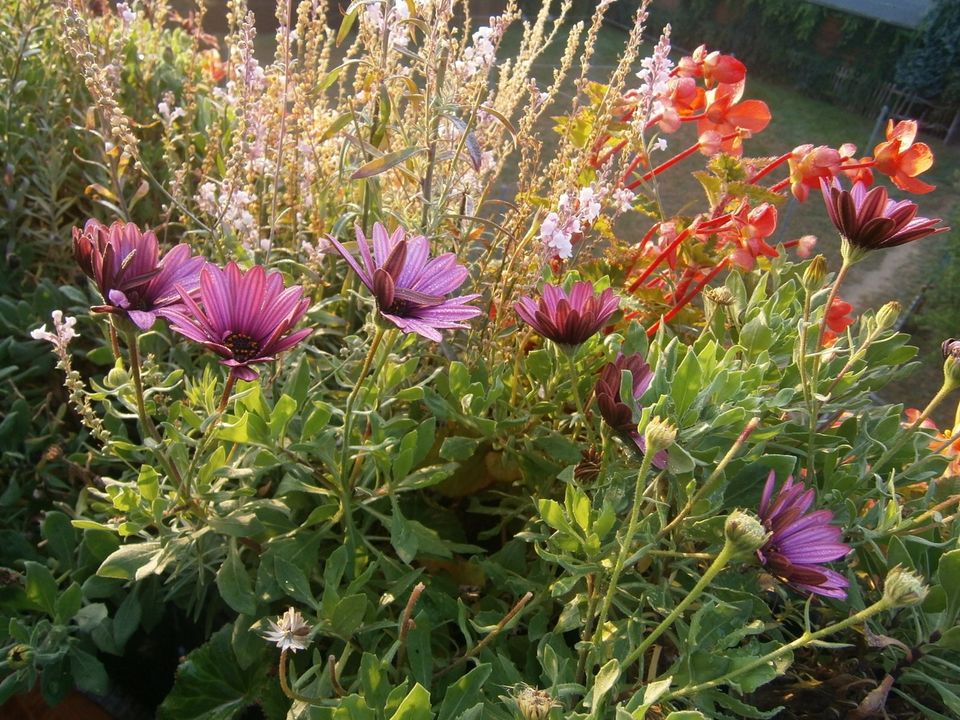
left=803, top=255, right=827, bottom=292
left=515, top=686, right=556, bottom=720
left=705, top=286, right=735, bottom=307
left=105, top=365, right=130, bottom=388
left=7, top=643, right=32, bottom=670
left=875, top=301, right=901, bottom=332
left=882, top=566, right=928, bottom=608
left=941, top=339, right=960, bottom=388
left=643, top=416, right=677, bottom=453
left=724, top=510, right=769, bottom=554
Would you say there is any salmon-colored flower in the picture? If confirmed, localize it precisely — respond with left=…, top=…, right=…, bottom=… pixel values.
left=873, top=120, right=935, bottom=194
left=720, top=203, right=779, bottom=270
left=675, top=45, right=746, bottom=88
left=822, top=296, right=855, bottom=346
left=788, top=145, right=843, bottom=202
left=698, top=81, right=770, bottom=155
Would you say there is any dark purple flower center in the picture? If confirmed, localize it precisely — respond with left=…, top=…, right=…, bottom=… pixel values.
left=224, top=332, right=261, bottom=362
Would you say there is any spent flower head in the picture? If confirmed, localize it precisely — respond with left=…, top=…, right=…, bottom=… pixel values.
left=262, top=607, right=312, bottom=653
left=166, top=262, right=311, bottom=381
left=513, top=685, right=558, bottom=720
left=643, top=415, right=677, bottom=454
left=725, top=510, right=769, bottom=554
left=73, top=219, right=205, bottom=331
left=327, top=223, right=481, bottom=342
left=757, top=471, right=851, bottom=599
left=882, top=566, right=929, bottom=608
left=515, top=281, right=619, bottom=347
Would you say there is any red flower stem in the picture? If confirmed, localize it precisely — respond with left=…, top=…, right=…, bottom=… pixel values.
left=217, top=370, right=238, bottom=414
left=646, top=259, right=729, bottom=336
left=680, top=113, right=705, bottom=122
left=620, top=153, right=648, bottom=185
left=769, top=178, right=790, bottom=194
left=839, top=160, right=875, bottom=171
left=643, top=113, right=663, bottom=129
left=749, top=151, right=791, bottom=185
left=627, top=132, right=740, bottom=190
left=623, top=222, right=662, bottom=276
left=627, top=226, right=695, bottom=293
left=595, top=138, right=628, bottom=168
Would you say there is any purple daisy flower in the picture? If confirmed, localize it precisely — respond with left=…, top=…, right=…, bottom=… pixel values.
left=757, top=471, right=850, bottom=599
left=326, top=223, right=481, bottom=342
left=166, top=262, right=311, bottom=381
left=594, top=353, right=667, bottom=468
left=73, top=219, right=204, bottom=330
left=820, top=178, right=947, bottom=259
left=515, top=281, right=619, bottom=347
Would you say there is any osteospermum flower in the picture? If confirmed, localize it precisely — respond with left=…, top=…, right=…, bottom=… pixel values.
left=261, top=607, right=312, bottom=653
left=594, top=353, right=667, bottom=467
left=515, top=282, right=619, bottom=347
left=73, top=219, right=204, bottom=330
left=327, top=223, right=481, bottom=342
left=166, top=262, right=311, bottom=381
left=820, top=178, right=948, bottom=263
left=757, top=471, right=850, bottom=599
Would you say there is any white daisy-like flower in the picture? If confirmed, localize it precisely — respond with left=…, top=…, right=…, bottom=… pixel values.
left=261, top=607, right=312, bottom=653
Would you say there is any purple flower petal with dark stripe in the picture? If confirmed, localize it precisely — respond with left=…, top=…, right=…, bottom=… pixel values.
left=515, top=281, right=619, bottom=346
left=594, top=353, right=667, bottom=468
left=73, top=219, right=204, bottom=330
left=166, top=262, right=311, bottom=381
left=326, top=223, right=481, bottom=342
left=820, top=178, right=947, bottom=257
left=757, top=471, right=851, bottom=599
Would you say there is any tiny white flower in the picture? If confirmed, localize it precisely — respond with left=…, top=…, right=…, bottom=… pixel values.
left=31, top=310, right=78, bottom=350
left=262, top=607, right=312, bottom=653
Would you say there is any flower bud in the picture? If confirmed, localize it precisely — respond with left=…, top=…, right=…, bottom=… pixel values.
left=942, top=339, right=960, bottom=389
left=643, top=416, right=677, bottom=453
left=105, top=365, right=130, bottom=388
left=704, top=286, right=735, bottom=307
left=515, top=686, right=556, bottom=720
left=882, top=566, right=928, bottom=608
left=802, top=255, right=827, bottom=292
left=724, top=510, right=769, bottom=554
left=875, top=301, right=901, bottom=332
left=6, top=643, right=32, bottom=670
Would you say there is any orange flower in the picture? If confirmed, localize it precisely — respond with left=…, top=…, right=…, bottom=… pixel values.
left=675, top=45, right=746, bottom=88
left=873, top=120, right=935, bottom=194
left=698, top=81, right=770, bottom=155
left=788, top=144, right=842, bottom=202
left=717, top=202, right=779, bottom=270
left=822, top=296, right=855, bottom=346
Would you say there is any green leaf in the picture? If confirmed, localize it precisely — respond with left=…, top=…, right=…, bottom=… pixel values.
left=739, top=312, right=773, bottom=355
left=439, top=436, right=479, bottom=461
left=97, top=541, right=163, bottom=581
left=590, top=659, right=620, bottom=709
left=336, top=2, right=360, bottom=45
left=113, top=592, right=141, bottom=647
left=387, top=682, right=433, bottom=720
left=360, top=652, right=393, bottom=711
left=269, top=394, right=298, bottom=440
left=217, top=545, right=257, bottom=616
left=664, top=713, right=708, bottom=720
left=42, top=511, right=77, bottom=568
left=938, top=549, right=960, bottom=623
left=352, top=148, right=425, bottom=180
left=25, top=561, right=58, bottom=615
left=273, top=555, right=316, bottom=607
left=334, top=695, right=377, bottom=720
left=55, top=582, right=83, bottom=623
left=157, top=625, right=271, bottom=720
left=70, top=648, right=109, bottom=695
left=437, top=664, right=491, bottom=720
left=331, top=594, right=368, bottom=638
left=671, top=348, right=702, bottom=417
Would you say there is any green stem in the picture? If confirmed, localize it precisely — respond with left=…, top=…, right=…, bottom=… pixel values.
left=621, top=541, right=737, bottom=670
left=592, top=449, right=656, bottom=664
left=124, top=327, right=189, bottom=502
left=665, top=597, right=893, bottom=699
left=872, top=380, right=955, bottom=476
left=658, top=417, right=759, bottom=538
left=565, top=349, right=597, bottom=446
left=814, top=259, right=851, bottom=351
